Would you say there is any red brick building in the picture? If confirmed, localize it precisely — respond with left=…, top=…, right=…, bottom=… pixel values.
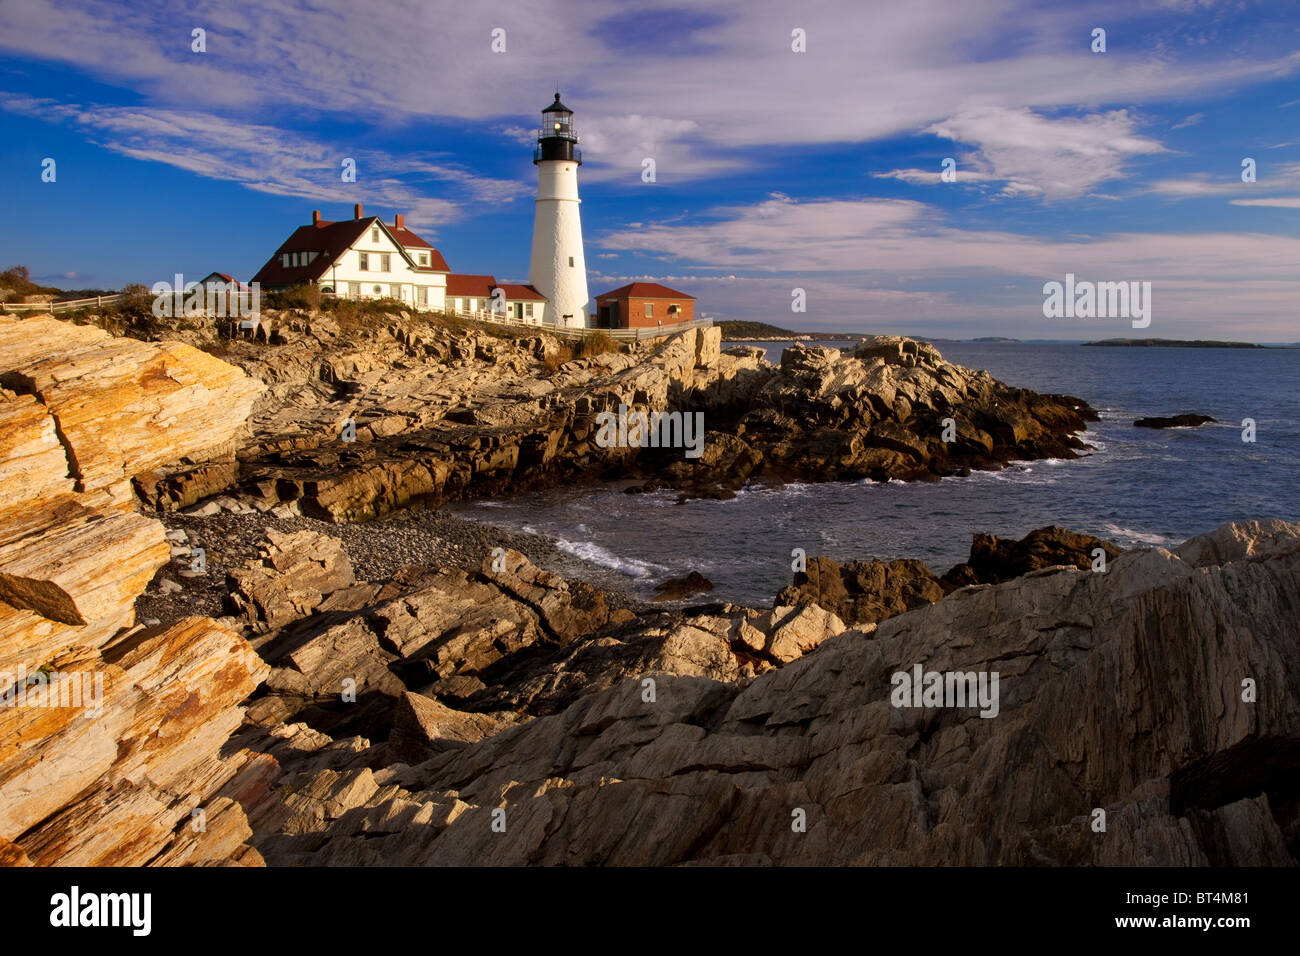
left=593, top=282, right=695, bottom=329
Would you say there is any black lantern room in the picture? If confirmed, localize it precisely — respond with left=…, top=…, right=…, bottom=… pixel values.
left=535, top=93, right=581, bottom=164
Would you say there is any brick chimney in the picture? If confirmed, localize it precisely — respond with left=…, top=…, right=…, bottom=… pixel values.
left=354, top=203, right=364, bottom=219
left=394, top=213, right=405, bottom=229
left=312, top=209, right=321, bottom=225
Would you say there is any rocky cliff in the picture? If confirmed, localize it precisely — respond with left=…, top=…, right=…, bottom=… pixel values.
left=0, top=316, right=271, bottom=865
left=118, top=309, right=1095, bottom=518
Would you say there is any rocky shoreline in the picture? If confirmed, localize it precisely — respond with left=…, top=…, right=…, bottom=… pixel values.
left=2, top=312, right=1297, bottom=868
left=105, top=307, right=1100, bottom=519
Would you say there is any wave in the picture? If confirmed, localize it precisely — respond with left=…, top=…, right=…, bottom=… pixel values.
left=1100, top=522, right=1169, bottom=546
left=551, top=537, right=672, bottom=579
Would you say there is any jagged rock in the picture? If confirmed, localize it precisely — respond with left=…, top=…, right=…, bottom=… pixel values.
left=245, top=521, right=1300, bottom=866
left=723, top=337, right=1095, bottom=487
left=0, top=319, right=270, bottom=866
left=1173, top=518, right=1300, bottom=567
left=0, top=316, right=263, bottom=507
left=653, top=571, right=714, bottom=602
left=777, top=555, right=942, bottom=628
left=765, top=604, right=848, bottom=663
left=1, top=617, right=268, bottom=865
left=226, top=528, right=355, bottom=628
left=388, top=692, right=510, bottom=762
left=940, top=525, right=1122, bottom=589
left=1134, top=413, right=1216, bottom=429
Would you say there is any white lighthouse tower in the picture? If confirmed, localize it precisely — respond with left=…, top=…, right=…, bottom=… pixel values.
left=529, top=93, right=589, bottom=328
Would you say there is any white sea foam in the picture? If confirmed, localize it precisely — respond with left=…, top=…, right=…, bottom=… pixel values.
left=1100, top=523, right=1169, bottom=546
left=552, top=537, right=669, bottom=579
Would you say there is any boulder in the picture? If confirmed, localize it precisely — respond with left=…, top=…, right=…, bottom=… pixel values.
left=1134, top=413, right=1216, bottom=429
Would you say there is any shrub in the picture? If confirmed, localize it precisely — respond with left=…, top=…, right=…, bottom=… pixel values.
left=573, top=331, right=619, bottom=359
left=265, top=283, right=322, bottom=312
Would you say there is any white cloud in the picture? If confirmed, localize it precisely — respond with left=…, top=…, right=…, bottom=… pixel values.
left=1, top=0, right=1298, bottom=188
left=593, top=193, right=1300, bottom=337
left=924, top=107, right=1165, bottom=199
left=1229, top=197, right=1300, bottom=208
left=0, top=94, right=528, bottom=231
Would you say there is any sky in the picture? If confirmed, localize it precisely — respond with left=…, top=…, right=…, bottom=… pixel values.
left=1, top=0, right=1298, bottom=340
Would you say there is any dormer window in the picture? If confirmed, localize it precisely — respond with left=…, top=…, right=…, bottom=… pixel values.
left=282, top=253, right=291, bottom=268
left=419, top=252, right=429, bottom=266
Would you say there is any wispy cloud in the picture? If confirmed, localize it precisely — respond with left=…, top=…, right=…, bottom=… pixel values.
left=923, top=107, right=1166, bottom=199
left=1229, top=197, right=1300, bottom=208
left=595, top=193, right=1300, bottom=335
left=3, top=0, right=1299, bottom=189
left=0, top=93, right=528, bottom=230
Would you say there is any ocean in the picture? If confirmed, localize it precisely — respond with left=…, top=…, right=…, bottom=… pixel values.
left=452, top=341, right=1300, bottom=606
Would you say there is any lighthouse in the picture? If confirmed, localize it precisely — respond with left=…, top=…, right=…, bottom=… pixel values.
left=529, top=93, right=590, bottom=328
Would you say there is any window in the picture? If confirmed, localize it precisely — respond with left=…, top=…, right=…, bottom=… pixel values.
left=380, top=253, right=391, bottom=272
left=524, top=303, right=534, bottom=318
left=668, top=304, right=679, bottom=315
left=373, top=285, right=382, bottom=295
left=371, top=227, right=379, bottom=242
left=358, top=252, right=369, bottom=271
left=419, top=252, right=429, bottom=266
left=644, top=302, right=653, bottom=318
left=282, top=253, right=291, bottom=268
left=418, top=286, right=428, bottom=305
left=568, top=256, right=574, bottom=267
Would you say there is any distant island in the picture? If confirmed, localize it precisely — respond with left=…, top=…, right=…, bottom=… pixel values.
left=717, top=320, right=869, bottom=342
left=1084, top=338, right=1265, bottom=349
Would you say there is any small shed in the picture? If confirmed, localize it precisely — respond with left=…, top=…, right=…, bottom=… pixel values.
left=593, top=282, right=695, bottom=329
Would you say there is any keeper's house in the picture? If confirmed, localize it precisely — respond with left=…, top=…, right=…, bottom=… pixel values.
left=251, top=204, right=452, bottom=310
left=594, top=282, right=696, bottom=329
left=252, top=205, right=548, bottom=321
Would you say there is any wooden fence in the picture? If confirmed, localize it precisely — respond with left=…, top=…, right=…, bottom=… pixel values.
left=2, top=293, right=712, bottom=342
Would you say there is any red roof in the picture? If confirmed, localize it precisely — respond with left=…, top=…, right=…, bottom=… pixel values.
left=445, top=274, right=498, bottom=297
left=392, top=228, right=450, bottom=271
left=199, top=272, right=251, bottom=291
left=251, top=218, right=372, bottom=286
left=389, top=226, right=430, bottom=249
left=595, top=282, right=695, bottom=300
left=496, top=283, right=546, bottom=301
left=251, top=215, right=450, bottom=286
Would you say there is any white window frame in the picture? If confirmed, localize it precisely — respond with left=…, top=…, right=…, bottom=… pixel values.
left=358, top=252, right=369, bottom=271
left=380, top=253, right=391, bottom=272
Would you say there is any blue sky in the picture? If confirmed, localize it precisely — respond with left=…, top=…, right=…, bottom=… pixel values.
left=1, top=0, right=1298, bottom=340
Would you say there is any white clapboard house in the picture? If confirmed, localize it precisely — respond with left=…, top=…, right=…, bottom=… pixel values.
left=251, top=204, right=548, bottom=321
